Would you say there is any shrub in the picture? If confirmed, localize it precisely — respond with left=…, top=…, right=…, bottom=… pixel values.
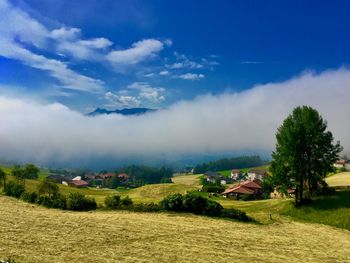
left=37, top=193, right=66, bottom=209
left=221, top=208, right=252, bottom=222
left=104, top=195, right=121, bottom=209
left=160, top=193, right=183, bottom=211
left=202, top=183, right=225, bottom=193
left=183, top=192, right=209, bottom=215
left=203, top=199, right=223, bottom=217
left=21, top=191, right=38, bottom=203
left=4, top=181, right=25, bottom=198
left=121, top=196, right=133, bottom=207
left=66, top=192, right=97, bottom=211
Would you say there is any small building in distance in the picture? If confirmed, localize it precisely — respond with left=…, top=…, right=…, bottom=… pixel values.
left=247, top=169, right=268, bottom=181
left=230, top=169, right=242, bottom=180
left=334, top=159, right=347, bottom=169
left=204, top=171, right=230, bottom=185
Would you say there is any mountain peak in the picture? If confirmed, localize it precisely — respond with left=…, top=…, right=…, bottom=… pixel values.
left=88, top=107, right=155, bottom=116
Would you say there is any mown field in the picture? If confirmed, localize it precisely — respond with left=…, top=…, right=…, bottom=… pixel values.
left=2, top=165, right=350, bottom=230
left=326, top=172, right=350, bottom=187
left=1, top=195, right=350, bottom=263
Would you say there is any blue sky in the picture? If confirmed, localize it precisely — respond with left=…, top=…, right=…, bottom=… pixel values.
left=1, top=0, right=350, bottom=167
left=1, top=0, right=350, bottom=113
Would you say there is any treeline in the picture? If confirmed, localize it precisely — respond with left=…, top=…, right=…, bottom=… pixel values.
left=115, top=165, right=173, bottom=186
left=193, top=156, right=266, bottom=174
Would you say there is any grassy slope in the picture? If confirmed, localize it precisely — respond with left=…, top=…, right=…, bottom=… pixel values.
left=3, top=162, right=350, bottom=230
left=1, top=195, right=350, bottom=263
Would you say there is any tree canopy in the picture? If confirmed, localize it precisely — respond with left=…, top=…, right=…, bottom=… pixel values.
left=271, top=106, right=342, bottom=205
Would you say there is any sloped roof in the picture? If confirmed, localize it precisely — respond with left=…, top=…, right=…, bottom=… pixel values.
left=241, top=179, right=262, bottom=189
left=222, top=185, right=255, bottom=195
left=69, top=180, right=89, bottom=187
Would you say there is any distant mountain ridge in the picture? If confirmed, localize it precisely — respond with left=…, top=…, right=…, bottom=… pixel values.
left=88, top=107, right=155, bottom=116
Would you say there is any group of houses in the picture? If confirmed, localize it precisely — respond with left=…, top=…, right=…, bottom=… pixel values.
left=47, top=172, right=130, bottom=188
left=203, top=168, right=269, bottom=199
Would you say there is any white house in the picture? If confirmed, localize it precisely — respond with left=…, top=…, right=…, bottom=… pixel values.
left=334, top=160, right=346, bottom=169
left=247, top=169, right=267, bottom=181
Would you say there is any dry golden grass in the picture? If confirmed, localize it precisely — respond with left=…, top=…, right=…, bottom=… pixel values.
left=326, top=172, right=350, bottom=187
left=1, top=195, right=350, bottom=263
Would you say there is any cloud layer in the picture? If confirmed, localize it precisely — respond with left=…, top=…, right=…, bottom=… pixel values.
left=0, top=68, right=349, bottom=166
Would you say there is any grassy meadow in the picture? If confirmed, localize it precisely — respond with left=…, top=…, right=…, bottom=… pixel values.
left=1, top=195, right=350, bottom=263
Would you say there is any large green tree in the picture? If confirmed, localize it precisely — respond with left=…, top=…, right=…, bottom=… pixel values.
left=271, top=106, right=342, bottom=205
left=24, top=164, right=39, bottom=179
left=11, top=165, right=26, bottom=185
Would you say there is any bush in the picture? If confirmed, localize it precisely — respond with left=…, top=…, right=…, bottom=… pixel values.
left=160, top=193, right=183, bottom=211
left=3, top=181, right=25, bottom=198
left=66, top=192, right=97, bottom=211
left=221, top=208, right=252, bottom=222
left=37, top=193, right=66, bottom=209
left=202, top=183, right=225, bottom=193
left=204, top=199, right=223, bottom=217
left=21, top=191, right=38, bottom=203
left=183, top=192, right=209, bottom=215
left=121, top=196, right=133, bottom=207
left=104, top=195, right=121, bottom=209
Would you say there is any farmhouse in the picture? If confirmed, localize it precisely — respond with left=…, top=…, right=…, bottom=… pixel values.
left=222, top=179, right=262, bottom=199
left=334, top=159, right=346, bottom=169
left=204, top=171, right=229, bottom=185
left=68, top=180, right=89, bottom=188
left=118, top=173, right=130, bottom=182
left=247, top=169, right=267, bottom=181
left=96, top=172, right=114, bottom=180
left=230, top=169, right=241, bottom=180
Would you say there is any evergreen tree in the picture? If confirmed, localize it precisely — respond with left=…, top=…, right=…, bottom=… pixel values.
left=271, top=106, right=342, bottom=205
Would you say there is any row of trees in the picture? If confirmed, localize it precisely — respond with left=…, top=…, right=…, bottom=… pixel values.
left=193, top=156, right=266, bottom=174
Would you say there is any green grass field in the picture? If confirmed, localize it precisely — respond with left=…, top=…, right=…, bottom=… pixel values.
left=1, top=195, right=350, bottom=263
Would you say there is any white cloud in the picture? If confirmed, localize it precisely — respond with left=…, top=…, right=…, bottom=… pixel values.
left=51, top=27, right=81, bottom=40
left=0, top=0, right=104, bottom=92
left=106, top=39, right=165, bottom=67
left=0, top=68, right=349, bottom=166
left=166, top=52, right=203, bottom=69
left=127, top=82, right=166, bottom=103
left=105, top=92, right=141, bottom=108
left=174, top=73, right=205, bottom=80
left=159, top=70, right=169, bottom=76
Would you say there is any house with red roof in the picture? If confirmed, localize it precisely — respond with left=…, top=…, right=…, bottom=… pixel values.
left=222, top=179, right=262, bottom=199
left=68, top=180, right=89, bottom=188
